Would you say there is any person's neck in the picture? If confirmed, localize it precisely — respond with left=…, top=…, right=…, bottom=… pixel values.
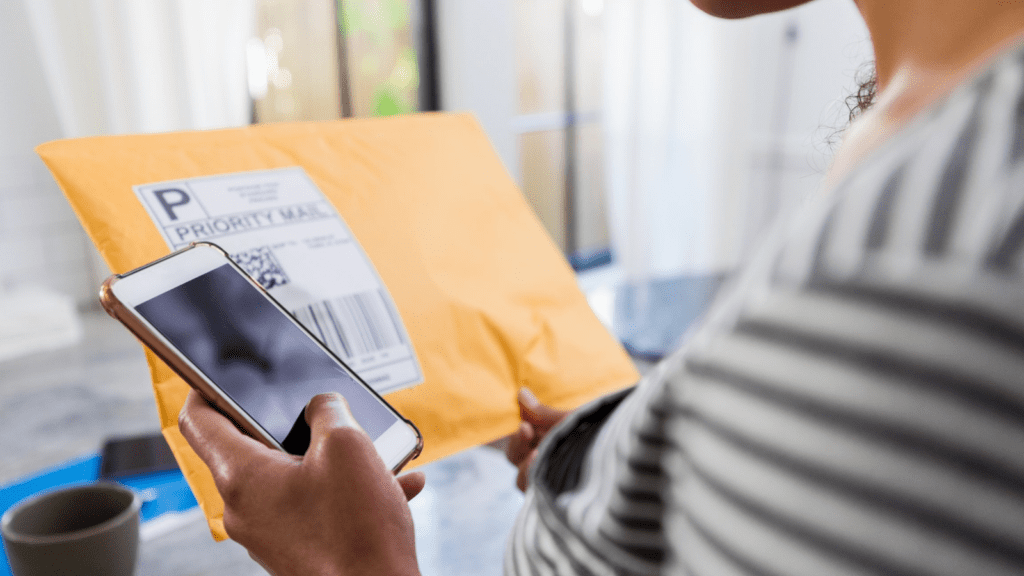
left=823, top=0, right=1024, bottom=191
left=859, top=0, right=1024, bottom=94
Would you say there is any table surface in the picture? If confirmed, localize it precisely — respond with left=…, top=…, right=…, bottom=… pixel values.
left=0, top=310, right=524, bottom=576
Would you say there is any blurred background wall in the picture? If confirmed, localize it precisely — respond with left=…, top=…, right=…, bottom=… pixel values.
left=0, top=0, right=870, bottom=359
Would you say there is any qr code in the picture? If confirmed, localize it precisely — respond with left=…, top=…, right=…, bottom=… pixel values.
left=231, top=246, right=290, bottom=289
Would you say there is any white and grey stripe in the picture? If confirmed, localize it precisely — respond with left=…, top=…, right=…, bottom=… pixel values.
left=507, top=41, right=1024, bottom=576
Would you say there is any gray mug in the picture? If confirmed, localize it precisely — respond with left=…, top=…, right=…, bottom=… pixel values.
left=1, top=483, right=141, bottom=576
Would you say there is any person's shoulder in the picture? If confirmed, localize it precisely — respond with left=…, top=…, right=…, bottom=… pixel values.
left=781, top=41, right=1024, bottom=295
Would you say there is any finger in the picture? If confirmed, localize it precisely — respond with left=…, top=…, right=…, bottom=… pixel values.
left=303, top=392, right=379, bottom=468
left=397, top=472, right=426, bottom=501
left=518, top=388, right=566, bottom=429
left=304, top=392, right=364, bottom=436
left=506, top=422, right=535, bottom=466
left=515, top=450, right=538, bottom=492
left=178, top=390, right=270, bottom=486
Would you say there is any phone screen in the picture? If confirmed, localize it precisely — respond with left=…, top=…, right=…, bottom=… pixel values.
left=134, top=263, right=399, bottom=451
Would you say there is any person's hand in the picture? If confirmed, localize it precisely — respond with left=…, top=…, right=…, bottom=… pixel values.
left=505, top=388, right=570, bottom=491
left=178, top=390, right=425, bottom=576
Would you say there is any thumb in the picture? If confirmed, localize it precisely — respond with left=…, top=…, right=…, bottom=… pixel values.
left=518, top=388, right=564, bottom=428
left=397, top=472, right=426, bottom=501
left=305, top=392, right=364, bottom=438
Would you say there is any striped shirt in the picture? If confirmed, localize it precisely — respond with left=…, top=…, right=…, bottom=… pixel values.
left=507, top=41, right=1024, bottom=576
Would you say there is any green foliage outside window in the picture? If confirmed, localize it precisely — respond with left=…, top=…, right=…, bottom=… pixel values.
left=338, top=0, right=420, bottom=117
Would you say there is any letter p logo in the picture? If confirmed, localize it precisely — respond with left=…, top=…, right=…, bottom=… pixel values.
left=153, top=188, right=192, bottom=221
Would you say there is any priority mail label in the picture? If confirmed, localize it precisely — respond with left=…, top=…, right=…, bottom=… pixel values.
left=133, top=167, right=423, bottom=395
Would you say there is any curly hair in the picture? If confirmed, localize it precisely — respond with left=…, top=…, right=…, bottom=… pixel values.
left=822, top=62, right=878, bottom=152
left=846, top=62, right=878, bottom=122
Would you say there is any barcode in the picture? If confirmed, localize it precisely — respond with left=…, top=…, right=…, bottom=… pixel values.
left=232, top=246, right=289, bottom=289
left=292, top=289, right=405, bottom=359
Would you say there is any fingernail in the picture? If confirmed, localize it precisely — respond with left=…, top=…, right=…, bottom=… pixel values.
left=336, top=401, right=360, bottom=429
left=308, top=391, right=344, bottom=409
left=306, top=392, right=358, bottom=429
left=519, top=388, right=538, bottom=405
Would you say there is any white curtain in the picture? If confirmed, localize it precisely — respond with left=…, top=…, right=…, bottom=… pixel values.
left=602, top=0, right=871, bottom=353
left=604, top=0, right=872, bottom=279
left=19, top=0, right=256, bottom=315
left=21, top=0, right=255, bottom=138
left=604, top=0, right=754, bottom=281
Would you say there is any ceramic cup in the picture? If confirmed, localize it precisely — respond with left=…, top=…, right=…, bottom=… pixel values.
left=1, top=483, right=141, bottom=576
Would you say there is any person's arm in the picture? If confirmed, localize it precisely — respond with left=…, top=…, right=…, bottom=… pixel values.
left=178, top=390, right=425, bottom=576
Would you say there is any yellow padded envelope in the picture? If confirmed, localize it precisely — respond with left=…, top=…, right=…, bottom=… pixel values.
left=37, top=113, right=638, bottom=540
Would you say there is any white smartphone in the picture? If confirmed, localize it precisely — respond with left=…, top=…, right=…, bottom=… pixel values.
left=100, top=242, right=422, bottom=471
